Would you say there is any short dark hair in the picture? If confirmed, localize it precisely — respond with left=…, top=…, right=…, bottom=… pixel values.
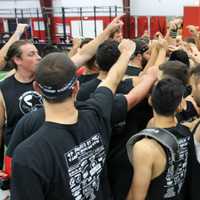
left=134, top=38, right=149, bottom=55
left=159, top=61, right=189, bottom=85
left=151, top=78, right=184, bottom=116
left=5, top=40, right=32, bottom=69
left=96, top=39, right=120, bottom=71
left=35, top=53, right=76, bottom=103
left=169, top=49, right=190, bottom=67
left=130, top=38, right=149, bottom=60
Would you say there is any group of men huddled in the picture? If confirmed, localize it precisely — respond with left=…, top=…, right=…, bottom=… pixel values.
left=0, top=16, right=199, bottom=200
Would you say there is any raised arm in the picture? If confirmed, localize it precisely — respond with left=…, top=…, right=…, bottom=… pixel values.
left=71, top=16, right=123, bottom=67
left=68, top=38, right=82, bottom=58
left=153, top=38, right=168, bottom=67
left=125, top=67, right=157, bottom=111
left=0, top=24, right=28, bottom=69
left=99, top=39, right=136, bottom=94
left=142, top=40, right=159, bottom=73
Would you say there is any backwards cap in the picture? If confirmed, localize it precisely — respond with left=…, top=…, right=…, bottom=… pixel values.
left=134, top=39, right=149, bottom=55
left=35, top=52, right=77, bottom=100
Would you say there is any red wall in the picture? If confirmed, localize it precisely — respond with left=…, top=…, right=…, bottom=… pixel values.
left=183, top=6, right=200, bottom=39
left=137, top=16, right=148, bottom=37
left=150, top=16, right=167, bottom=38
left=29, top=16, right=167, bottom=42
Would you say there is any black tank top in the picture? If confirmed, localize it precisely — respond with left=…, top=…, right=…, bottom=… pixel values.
left=147, top=125, right=191, bottom=200
left=0, top=75, right=43, bottom=145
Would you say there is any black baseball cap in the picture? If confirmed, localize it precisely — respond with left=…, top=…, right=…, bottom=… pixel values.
left=36, top=53, right=77, bottom=100
left=134, top=39, right=149, bottom=55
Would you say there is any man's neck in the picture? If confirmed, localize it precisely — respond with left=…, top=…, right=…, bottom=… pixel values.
left=44, top=98, right=78, bottom=125
left=14, top=70, right=35, bottom=83
left=97, top=71, right=107, bottom=80
left=153, top=114, right=177, bottom=128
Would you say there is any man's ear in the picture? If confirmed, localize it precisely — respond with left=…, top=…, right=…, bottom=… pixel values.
left=33, top=81, right=42, bottom=94
left=72, top=80, right=80, bottom=97
left=148, top=95, right=152, bottom=106
left=13, top=56, right=21, bottom=66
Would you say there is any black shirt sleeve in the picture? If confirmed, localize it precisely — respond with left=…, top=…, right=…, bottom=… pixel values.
left=86, top=86, right=114, bottom=123
left=7, top=109, right=45, bottom=157
left=116, top=78, right=133, bottom=94
left=111, top=94, right=128, bottom=125
left=6, top=116, right=28, bottom=157
left=77, top=79, right=100, bottom=101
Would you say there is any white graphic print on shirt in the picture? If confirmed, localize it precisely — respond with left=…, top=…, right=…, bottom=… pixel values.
left=64, top=134, right=105, bottom=200
left=164, top=136, right=190, bottom=198
left=19, top=91, right=43, bottom=114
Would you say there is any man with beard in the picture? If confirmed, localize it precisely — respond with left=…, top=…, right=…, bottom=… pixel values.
left=126, top=39, right=150, bottom=77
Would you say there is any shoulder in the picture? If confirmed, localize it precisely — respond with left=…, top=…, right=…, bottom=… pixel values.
left=77, top=78, right=101, bottom=101
left=80, top=78, right=100, bottom=89
left=13, top=135, right=38, bottom=165
left=13, top=125, right=46, bottom=161
left=0, top=75, right=14, bottom=88
left=134, top=138, right=160, bottom=152
left=26, top=108, right=45, bottom=120
left=132, top=138, right=159, bottom=162
left=77, top=87, right=113, bottom=110
left=88, top=86, right=113, bottom=106
left=176, top=123, right=193, bottom=136
left=17, top=108, right=44, bottom=127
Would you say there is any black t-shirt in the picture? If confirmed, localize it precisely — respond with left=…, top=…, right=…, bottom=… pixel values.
left=6, top=108, right=45, bottom=157
left=76, top=77, right=134, bottom=199
left=125, top=65, right=141, bottom=76
left=7, top=94, right=127, bottom=158
left=11, top=87, right=114, bottom=200
left=78, top=73, right=98, bottom=85
left=77, top=77, right=133, bottom=101
left=0, top=75, right=43, bottom=145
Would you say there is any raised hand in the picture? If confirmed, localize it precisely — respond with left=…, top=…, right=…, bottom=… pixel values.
left=15, top=23, right=28, bottom=35
left=118, top=39, right=136, bottom=56
left=106, top=15, right=124, bottom=34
